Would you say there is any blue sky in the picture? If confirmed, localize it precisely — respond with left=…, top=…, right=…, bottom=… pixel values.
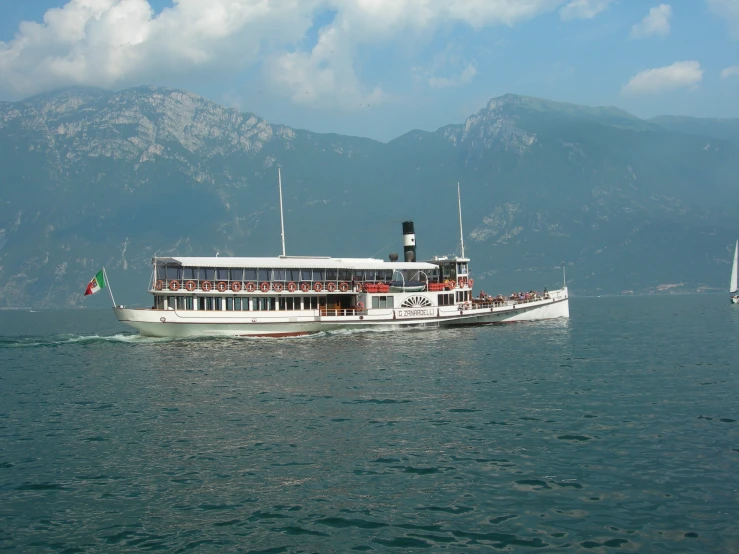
left=0, top=0, right=737, bottom=141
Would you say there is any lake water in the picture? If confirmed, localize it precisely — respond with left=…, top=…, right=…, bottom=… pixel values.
left=1, top=295, right=737, bottom=552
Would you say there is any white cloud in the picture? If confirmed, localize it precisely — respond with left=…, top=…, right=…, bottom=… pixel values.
left=631, top=4, right=672, bottom=38
left=707, top=0, right=739, bottom=38
left=721, top=65, right=739, bottom=78
left=622, top=61, right=703, bottom=94
left=0, top=0, right=321, bottom=96
left=429, top=63, right=478, bottom=88
left=0, top=0, right=606, bottom=108
left=412, top=48, right=478, bottom=89
left=559, top=0, right=615, bottom=20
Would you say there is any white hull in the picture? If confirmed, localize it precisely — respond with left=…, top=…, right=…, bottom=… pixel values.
left=114, top=287, right=569, bottom=338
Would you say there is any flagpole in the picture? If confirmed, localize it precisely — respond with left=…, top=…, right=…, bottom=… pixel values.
left=103, top=267, right=117, bottom=307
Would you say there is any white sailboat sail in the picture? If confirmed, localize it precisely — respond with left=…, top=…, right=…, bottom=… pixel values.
left=731, top=240, right=738, bottom=294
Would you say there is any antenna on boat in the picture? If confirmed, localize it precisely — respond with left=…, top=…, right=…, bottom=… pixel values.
left=278, top=167, right=286, bottom=257
left=562, top=261, right=566, bottom=286
left=457, top=182, right=465, bottom=258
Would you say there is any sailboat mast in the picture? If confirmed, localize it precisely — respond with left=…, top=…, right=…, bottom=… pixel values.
left=731, top=240, right=738, bottom=294
left=278, top=168, right=286, bottom=257
left=457, top=182, right=465, bottom=258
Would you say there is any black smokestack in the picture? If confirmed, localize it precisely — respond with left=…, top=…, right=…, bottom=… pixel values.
left=402, top=221, right=416, bottom=262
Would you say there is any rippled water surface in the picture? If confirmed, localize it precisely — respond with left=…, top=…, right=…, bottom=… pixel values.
left=1, top=295, right=738, bottom=552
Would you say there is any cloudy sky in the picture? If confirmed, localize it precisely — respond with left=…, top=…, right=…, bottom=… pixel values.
left=0, top=0, right=737, bottom=140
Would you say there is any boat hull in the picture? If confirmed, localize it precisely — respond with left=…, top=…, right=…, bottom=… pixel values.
left=114, top=288, right=569, bottom=338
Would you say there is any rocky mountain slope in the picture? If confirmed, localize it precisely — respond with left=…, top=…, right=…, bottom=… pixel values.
left=0, top=87, right=737, bottom=307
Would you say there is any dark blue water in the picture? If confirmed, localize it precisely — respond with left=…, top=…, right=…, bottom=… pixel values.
left=1, top=295, right=738, bottom=552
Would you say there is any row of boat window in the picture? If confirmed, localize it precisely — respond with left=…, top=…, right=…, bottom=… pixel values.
left=157, top=266, right=436, bottom=282
left=158, top=296, right=322, bottom=311
left=156, top=295, right=465, bottom=311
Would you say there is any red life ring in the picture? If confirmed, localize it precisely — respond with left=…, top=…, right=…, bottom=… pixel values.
left=448, top=280, right=456, bottom=290
left=339, top=282, right=349, bottom=292
left=313, top=282, right=323, bottom=292
left=326, top=282, right=336, bottom=293
left=260, top=282, right=270, bottom=293
left=300, top=282, right=311, bottom=293
left=185, top=280, right=196, bottom=292
left=169, top=280, right=180, bottom=291
left=216, top=281, right=227, bottom=292
left=201, top=281, right=212, bottom=292
left=245, top=282, right=256, bottom=293
left=287, top=282, right=297, bottom=292
left=155, top=280, right=164, bottom=291
left=357, top=302, right=365, bottom=311
left=273, top=282, right=284, bottom=292
left=231, top=282, right=242, bottom=292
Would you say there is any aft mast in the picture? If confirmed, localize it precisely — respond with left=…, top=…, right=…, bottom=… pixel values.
left=278, top=168, right=286, bottom=257
left=457, top=182, right=465, bottom=259
left=731, top=240, right=738, bottom=294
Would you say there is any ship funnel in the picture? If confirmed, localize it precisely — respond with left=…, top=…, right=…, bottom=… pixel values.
left=402, top=221, right=416, bottom=262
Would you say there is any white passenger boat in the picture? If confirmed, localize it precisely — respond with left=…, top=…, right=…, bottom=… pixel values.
left=113, top=177, right=569, bottom=337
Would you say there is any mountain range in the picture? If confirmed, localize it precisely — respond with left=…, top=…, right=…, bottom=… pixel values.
left=1, top=86, right=738, bottom=308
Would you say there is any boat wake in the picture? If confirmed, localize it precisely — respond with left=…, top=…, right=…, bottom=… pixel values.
left=0, top=333, right=176, bottom=349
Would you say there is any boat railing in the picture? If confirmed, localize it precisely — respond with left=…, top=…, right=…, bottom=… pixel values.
left=319, top=308, right=363, bottom=317
left=471, top=294, right=549, bottom=309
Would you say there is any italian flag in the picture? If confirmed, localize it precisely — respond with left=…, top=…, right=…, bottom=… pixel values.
left=85, top=270, right=105, bottom=296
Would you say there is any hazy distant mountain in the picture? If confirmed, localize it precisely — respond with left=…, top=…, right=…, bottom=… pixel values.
left=649, top=115, right=739, bottom=147
left=0, top=87, right=737, bottom=308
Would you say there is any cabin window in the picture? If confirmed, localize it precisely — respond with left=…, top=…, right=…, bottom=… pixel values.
left=314, top=269, right=325, bottom=281
left=286, top=269, right=300, bottom=281
left=338, top=269, right=351, bottom=281
left=183, top=267, right=195, bottom=280
left=371, top=296, right=394, bottom=309
left=231, top=269, right=243, bottom=281
left=326, top=268, right=337, bottom=281
left=203, top=268, right=215, bottom=281
left=226, top=298, right=234, bottom=311
left=185, top=297, right=193, bottom=310
left=286, top=297, right=295, bottom=310
left=216, top=268, right=229, bottom=280
left=244, top=268, right=257, bottom=281
left=457, top=262, right=468, bottom=275
left=258, top=269, right=270, bottom=282
left=255, top=297, right=275, bottom=311
left=273, top=269, right=286, bottom=281
left=300, top=269, right=312, bottom=281
left=438, top=293, right=454, bottom=306
left=166, top=265, right=181, bottom=280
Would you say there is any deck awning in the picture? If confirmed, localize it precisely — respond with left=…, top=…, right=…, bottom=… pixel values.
left=154, top=256, right=440, bottom=271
